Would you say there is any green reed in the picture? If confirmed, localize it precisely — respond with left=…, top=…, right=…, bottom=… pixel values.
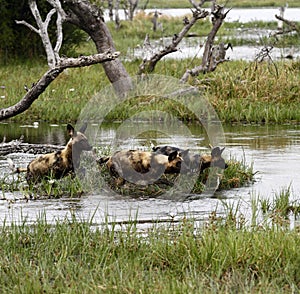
left=1, top=187, right=300, bottom=293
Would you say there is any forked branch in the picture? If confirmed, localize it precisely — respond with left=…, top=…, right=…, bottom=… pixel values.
left=138, top=8, right=209, bottom=75
left=274, top=14, right=300, bottom=34
left=180, top=5, right=231, bottom=82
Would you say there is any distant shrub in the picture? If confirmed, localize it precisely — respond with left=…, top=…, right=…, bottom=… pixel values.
left=0, top=0, right=86, bottom=63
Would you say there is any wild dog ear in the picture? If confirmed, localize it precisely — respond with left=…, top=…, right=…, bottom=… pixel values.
left=179, top=149, right=189, bottom=157
left=79, top=122, right=88, bottom=134
left=152, top=146, right=160, bottom=152
left=211, top=146, right=222, bottom=157
left=220, top=147, right=225, bottom=155
left=67, top=124, right=76, bottom=137
left=168, top=150, right=178, bottom=162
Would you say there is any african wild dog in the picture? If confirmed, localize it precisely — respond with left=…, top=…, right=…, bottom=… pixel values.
left=153, top=145, right=228, bottom=173
left=15, top=124, right=92, bottom=184
left=101, top=149, right=187, bottom=185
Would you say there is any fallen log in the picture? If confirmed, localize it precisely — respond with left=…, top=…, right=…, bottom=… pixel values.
left=0, top=140, right=64, bottom=156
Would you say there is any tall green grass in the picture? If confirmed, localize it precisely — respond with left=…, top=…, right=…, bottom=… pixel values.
left=1, top=59, right=299, bottom=124
left=204, top=60, right=300, bottom=123
left=1, top=11, right=299, bottom=125
left=1, top=188, right=300, bottom=293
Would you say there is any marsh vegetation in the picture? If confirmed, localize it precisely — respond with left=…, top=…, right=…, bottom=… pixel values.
left=0, top=3, right=300, bottom=292
left=1, top=187, right=300, bottom=293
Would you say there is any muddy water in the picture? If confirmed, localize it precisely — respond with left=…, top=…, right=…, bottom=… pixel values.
left=0, top=123, right=299, bottom=227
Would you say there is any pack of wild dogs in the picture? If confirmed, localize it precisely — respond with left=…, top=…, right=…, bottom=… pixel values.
left=11, top=124, right=228, bottom=187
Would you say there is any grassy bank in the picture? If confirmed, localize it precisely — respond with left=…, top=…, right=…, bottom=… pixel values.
left=1, top=12, right=299, bottom=124
left=1, top=188, right=300, bottom=293
left=1, top=59, right=299, bottom=124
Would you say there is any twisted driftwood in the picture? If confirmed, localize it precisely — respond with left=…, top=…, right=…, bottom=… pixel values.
left=0, top=140, right=64, bottom=156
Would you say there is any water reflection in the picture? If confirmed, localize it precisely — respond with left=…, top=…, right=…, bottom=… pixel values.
left=0, top=122, right=299, bottom=226
left=0, top=122, right=67, bottom=145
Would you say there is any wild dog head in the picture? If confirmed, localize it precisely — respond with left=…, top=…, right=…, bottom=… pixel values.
left=66, top=123, right=93, bottom=169
left=24, top=124, right=92, bottom=184
left=153, top=145, right=228, bottom=173
left=200, top=146, right=228, bottom=171
left=153, top=145, right=198, bottom=172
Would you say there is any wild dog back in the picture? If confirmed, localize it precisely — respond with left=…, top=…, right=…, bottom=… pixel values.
left=106, top=149, right=183, bottom=184
left=25, top=124, right=92, bottom=184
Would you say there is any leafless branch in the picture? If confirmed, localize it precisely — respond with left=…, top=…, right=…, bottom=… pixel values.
left=138, top=9, right=209, bottom=75
left=274, top=14, right=300, bottom=34
left=16, top=0, right=61, bottom=68
left=0, top=52, right=120, bottom=121
left=47, top=0, right=67, bottom=19
left=189, top=0, right=209, bottom=9
left=180, top=6, right=231, bottom=82
left=47, top=0, right=67, bottom=60
left=14, top=20, right=40, bottom=34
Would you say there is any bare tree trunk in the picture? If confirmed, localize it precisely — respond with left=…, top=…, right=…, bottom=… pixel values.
left=128, top=0, right=139, bottom=21
left=64, top=0, right=132, bottom=95
left=151, top=10, right=159, bottom=32
left=16, top=0, right=58, bottom=68
left=141, top=0, right=149, bottom=10
left=275, top=14, right=299, bottom=34
left=108, top=0, right=114, bottom=21
left=115, top=0, right=121, bottom=30
left=0, top=141, right=64, bottom=156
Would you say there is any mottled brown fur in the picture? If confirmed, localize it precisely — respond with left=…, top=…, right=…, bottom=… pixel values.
left=105, top=149, right=184, bottom=185
left=19, top=124, right=92, bottom=184
left=153, top=145, right=228, bottom=173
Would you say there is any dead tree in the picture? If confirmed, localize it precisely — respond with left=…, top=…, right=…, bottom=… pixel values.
left=138, top=8, right=210, bottom=75
left=0, top=0, right=127, bottom=121
left=115, top=0, right=121, bottom=30
left=138, top=1, right=230, bottom=78
left=181, top=4, right=231, bottom=82
left=15, top=0, right=63, bottom=68
left=151, top=10, right=159, bottom=32
left=0, top=140, right=64, bottom=156
left=274, top=14, right=300, bottom=35
left=128, top=0, right=139, bottom=21
left=108, top=0, right=114, bottom=21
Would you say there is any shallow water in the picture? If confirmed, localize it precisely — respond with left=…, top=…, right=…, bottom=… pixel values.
left=131, top=39, right=300, bottom=61
left=104, top=8, right=300, bottom=23
left=123, top=7, right=300, bottom=61
left=0, top=123, right=299, bottom=227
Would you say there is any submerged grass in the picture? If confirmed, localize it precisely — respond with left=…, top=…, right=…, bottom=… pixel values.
left=87, top=155, right=254, bottom=198
left=1, top=188, right=300, bottom=293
